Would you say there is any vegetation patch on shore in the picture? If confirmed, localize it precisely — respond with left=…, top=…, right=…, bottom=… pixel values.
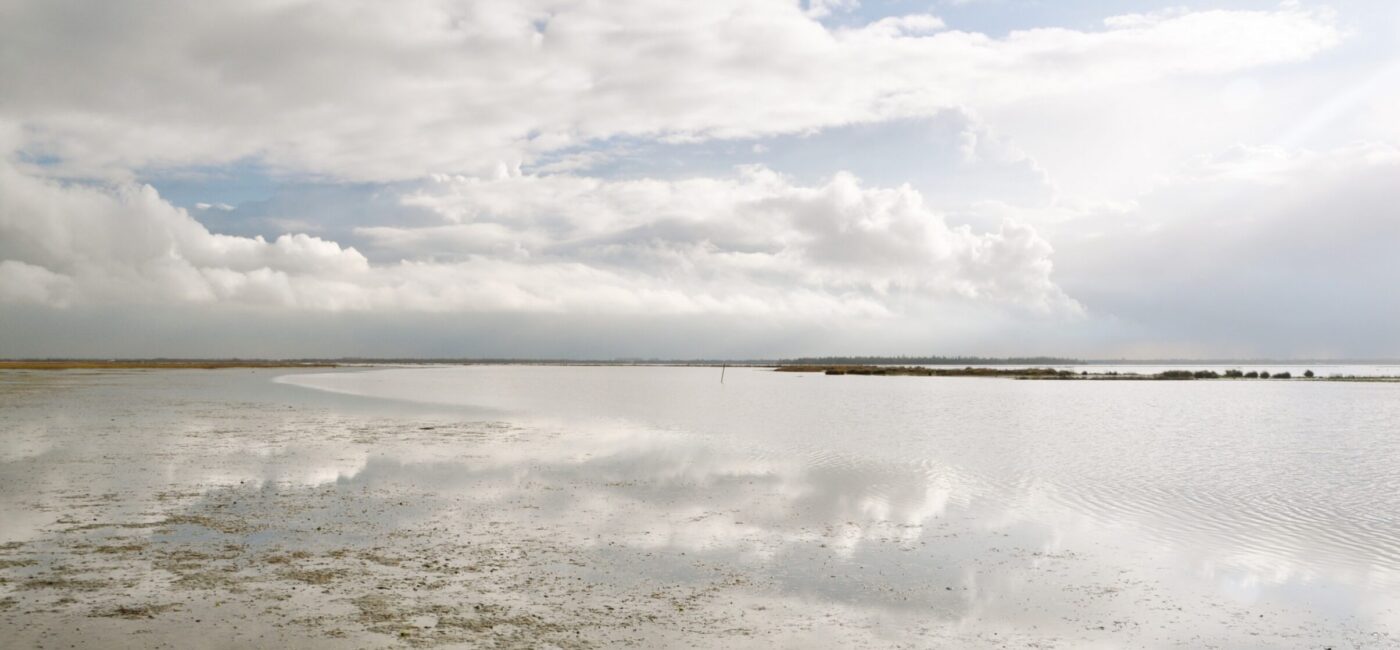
left=776, top=366, right=1399, bottom=381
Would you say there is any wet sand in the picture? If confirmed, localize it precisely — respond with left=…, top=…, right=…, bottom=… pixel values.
left=0, top=368, right=1393, bottom=648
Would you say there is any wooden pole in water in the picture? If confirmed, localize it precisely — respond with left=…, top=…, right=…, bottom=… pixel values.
left=721, top=364, right=726, bottom=384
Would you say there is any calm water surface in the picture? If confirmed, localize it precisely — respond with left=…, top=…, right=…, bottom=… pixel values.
left=284, top=366, right=1400, bottom=635
left=285, top=365, right=1400, bottom=567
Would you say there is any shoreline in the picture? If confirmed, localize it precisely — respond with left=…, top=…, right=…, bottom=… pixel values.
left=5, top=360, right=1399, bottom=382
left=0, top=360, right=340, bottom=370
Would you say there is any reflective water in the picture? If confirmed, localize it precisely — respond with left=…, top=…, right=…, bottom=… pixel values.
left=926, top=364, right=1400, bottom=378
left=285, top=367, right=1400, bottom=637
left=2, top=366, right=1398, bottom=647
left=282, top=365, right=1400, bottom=570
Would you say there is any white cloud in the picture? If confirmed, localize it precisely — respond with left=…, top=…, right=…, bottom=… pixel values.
left=805, top=0, right=860, bottom=20
left=395, top=167, right=1080, bottom=311
left=0, top=157, right=1078, bottom=319
left=0, top=160, right=372, bottom=309
left=0, top=260, right=75, bottom=307
left=3, top=0, right=1392, bottom=358
left=856, top=14, right=947, bottom=37
left=0, top=1, right=1340, bottom=181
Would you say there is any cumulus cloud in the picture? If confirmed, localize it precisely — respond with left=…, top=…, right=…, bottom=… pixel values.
left=0, top=161, right=375, bottom=309
left=0, top=260, right=75, bottom=306
left=0, top=156, right=1078, bottom=319
left=3, top=0, right=1392, bottom=358
left=394, top=167, right=1080, bottom=311
left=0, top=0, right=1339, bottom=181
left=804, top=0, right=860, bottom=20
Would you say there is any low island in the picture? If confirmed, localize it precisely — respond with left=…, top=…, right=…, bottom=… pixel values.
left=775, top=365, right=1400, bottom=381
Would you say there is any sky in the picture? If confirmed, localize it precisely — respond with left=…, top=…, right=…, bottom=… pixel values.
left=1, top=0, right=1398, bottom=359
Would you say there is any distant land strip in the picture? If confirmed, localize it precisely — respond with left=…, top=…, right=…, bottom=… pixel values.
left=780, top=356, right=1081, bottom=365
left=0, top=356, right=1073, bottom=369
left=2, top=357, right=1399, bottom=372
left=776, top=366, right=1400, bottom=381
left=0, top=360, right=339, bottom=370
left=778, top=356, right=1400, bottom=366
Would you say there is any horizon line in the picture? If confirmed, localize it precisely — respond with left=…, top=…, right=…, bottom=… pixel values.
left=5, top=356, right=1400, bottom=365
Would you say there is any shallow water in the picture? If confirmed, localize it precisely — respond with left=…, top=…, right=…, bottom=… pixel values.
left=930, top=363, right=1400, bottom=378
left=282, top=366, right=1400, bottom=570
left=2, top=366, right=1399, bottom=648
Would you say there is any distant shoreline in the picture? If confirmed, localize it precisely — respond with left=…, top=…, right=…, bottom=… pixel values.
left=777, top=365, right=1400, bottom=382
left=3, top=357, right=1400, bottom=371
left=0, top=360, right=340, bottom=370
left=2, top=359, right=1399, bottom=382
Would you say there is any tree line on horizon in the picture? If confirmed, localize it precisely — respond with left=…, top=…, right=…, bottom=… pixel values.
left=780, top=355, right=1082, bottom=366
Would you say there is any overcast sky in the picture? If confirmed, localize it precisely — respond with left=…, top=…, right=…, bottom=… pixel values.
left=2, top=0, right=1398, bottom=359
